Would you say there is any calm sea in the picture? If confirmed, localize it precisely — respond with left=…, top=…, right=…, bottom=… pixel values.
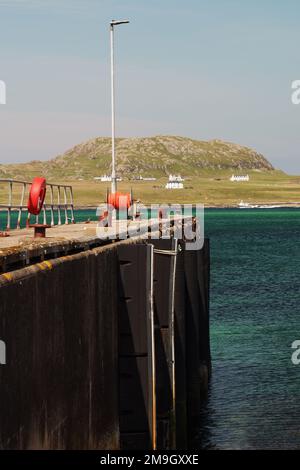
left=1, top=208, right=300, bottom=449
left=198, top=208, right=300, bottom=450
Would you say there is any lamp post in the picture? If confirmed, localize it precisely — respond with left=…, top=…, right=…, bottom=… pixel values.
left=110, top=19, right=129, bottom=194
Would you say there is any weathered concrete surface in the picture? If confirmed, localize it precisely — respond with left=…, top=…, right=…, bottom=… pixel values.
left=0, top=223, right=103, bottom=274
left=117, top=244, right=156, bottom=450
left=151, top=239, right=177, bottom=450
left=0, top=243, right=120, bottom=449
left=184, top=239, right=211, bottom=425
left=0, top=224, right=211, bottom=451
left=0, top=222, right=100, bottom=250
left=174, top=240, right=188, bottom=448
left=0, top=217, right=186, bottom=273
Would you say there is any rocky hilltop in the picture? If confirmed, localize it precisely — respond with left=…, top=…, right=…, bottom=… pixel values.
left=0, top=136, right=274, bottom=181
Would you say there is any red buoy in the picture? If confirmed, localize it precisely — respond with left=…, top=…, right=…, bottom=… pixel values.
left=108, top=192, right=131, bottom=210
left=27, top=177, right=47, bottom=216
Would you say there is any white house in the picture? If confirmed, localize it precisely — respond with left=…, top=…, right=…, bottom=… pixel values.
left=230, top=174, right=250, bottom=182
left=94, top=175, right=111, bottom=182
left=165, top=175, right=184, bottom=189
left=94, top=175, right=122, bottom=182
left=168, top=174, right=185, bottom=182
left=136, top=176, right=157, bottom=181
left=165, top=181, right=184, bottom=189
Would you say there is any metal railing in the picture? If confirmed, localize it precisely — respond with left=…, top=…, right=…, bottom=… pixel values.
left=0, top=179, right=75, bottom=230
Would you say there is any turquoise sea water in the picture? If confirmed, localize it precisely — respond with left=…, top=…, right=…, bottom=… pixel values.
left=1, top=208, right=300, bottom=449
left=198, top=208, right=300, bottom=450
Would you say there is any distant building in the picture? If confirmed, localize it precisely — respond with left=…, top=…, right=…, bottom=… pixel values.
left=94, top=175, right=122, bottom=182
left=166, top=181, right=184, bottom=189
left=134, top=175, right=157, bottom=181
left=230, top=174, right=250, bottom=182
left=165, top=175, right=184, bottom=189
left=169, top=174, right=185, bottom=182
left=94, top=175, right=111, bottom=182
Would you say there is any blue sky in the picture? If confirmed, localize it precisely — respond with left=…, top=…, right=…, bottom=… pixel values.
left=0, top=0, right=300, bottom=173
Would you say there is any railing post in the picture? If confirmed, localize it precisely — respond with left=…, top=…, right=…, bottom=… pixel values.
left=43, top=206, right=47, bottom=225
left=6, top=181, right=12, bottom=231
left=6, top=208, right=11, bottom=231
left=57, top=186, right=62, bottom=226
left=50, top=185, right=55, bottom=227
left=17, top=183, right=26, bottom=229
left=70, top=186, right=75, bottom=224
left=63, top=186, right=68, bottom=224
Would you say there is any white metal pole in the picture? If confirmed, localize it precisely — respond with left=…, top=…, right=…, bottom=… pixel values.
left=110, top=23, right=116, bottom=194
left=109, top=20, right=129, bottom=195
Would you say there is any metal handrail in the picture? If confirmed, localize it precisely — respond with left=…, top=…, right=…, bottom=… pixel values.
left=0, top=179, right=75, bottom=230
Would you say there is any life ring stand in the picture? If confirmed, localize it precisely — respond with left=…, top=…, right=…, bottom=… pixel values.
left=107, top=192, right=132, bottom=210
left=27, top=177, right=49, bottom=238
left=27, top=177, right=47, bottom=216
left=98, top=189, right=134, bottom=224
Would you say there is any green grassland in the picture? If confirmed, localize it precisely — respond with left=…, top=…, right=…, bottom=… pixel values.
left=1, top=170, right=300, bottom=207
left=34, top=171, right=300, bottom=207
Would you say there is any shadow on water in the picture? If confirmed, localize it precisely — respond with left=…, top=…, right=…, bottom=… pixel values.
left=191, top=385, right=218, bottom=450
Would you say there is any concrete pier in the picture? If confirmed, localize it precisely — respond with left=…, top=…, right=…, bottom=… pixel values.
left=0, top=220, right=210, bottom=450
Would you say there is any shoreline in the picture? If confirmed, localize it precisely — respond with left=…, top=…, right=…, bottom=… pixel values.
left=1, top=204, right=300, bottom=213
left=74, top=203, right=300, bottom=210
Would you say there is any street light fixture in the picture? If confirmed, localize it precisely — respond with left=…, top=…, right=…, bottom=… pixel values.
left=110, top=19, right=130, bottom=194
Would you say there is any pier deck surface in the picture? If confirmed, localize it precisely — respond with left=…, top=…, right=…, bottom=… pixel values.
left=0, top=222, right=99, bottom=251
left=0, top=222, right=104, bottom=272
left=0, top=217, right=176, bottom=272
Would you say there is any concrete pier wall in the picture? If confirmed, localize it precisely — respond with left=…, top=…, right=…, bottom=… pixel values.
left=0, top=237, right=210, bottom=450
left=0, top=245, right=120, bottom=450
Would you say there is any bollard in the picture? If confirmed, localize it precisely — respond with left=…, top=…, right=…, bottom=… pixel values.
left=29, top=224, right=51, bottom=238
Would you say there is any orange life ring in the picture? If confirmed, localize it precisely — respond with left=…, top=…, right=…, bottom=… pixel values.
left=27, top=177, right=47, bottom=216
left=108, top=192, right=131, bottom=210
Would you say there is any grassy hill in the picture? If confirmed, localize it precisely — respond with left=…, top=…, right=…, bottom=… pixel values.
left=0, top=136, right=274, bottom=181
left=2, top=135, right=299, bottom=207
